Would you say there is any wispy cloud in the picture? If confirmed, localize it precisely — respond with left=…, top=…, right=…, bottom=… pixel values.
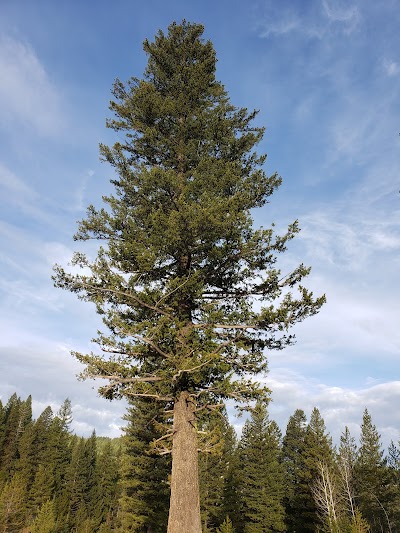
left=383, top=57, right=400, bottom=77
left=0, top=34, right=64, bottom=136
left=0, top=162, right=49, bottom=222
left=322, top=0, right=360, bottom=32
left=257, top=0, right=360, bottom=40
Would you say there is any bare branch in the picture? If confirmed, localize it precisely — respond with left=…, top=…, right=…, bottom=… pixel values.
left=172, top=359, right=213, bottom=381
left=97, top=375, right=164, bottom=383
left=78, top=281, right=173, bottom=317
left=195, top=403, right=225, bottom=414
left=159, top=448, right=173, bottom=455
left=192, top=323, right=257, bottom=330
left=153, top=431, right=175, bottom=444
left=131, top=334, right=171, bottom=359
left=125, top=392, right=173, bottom=401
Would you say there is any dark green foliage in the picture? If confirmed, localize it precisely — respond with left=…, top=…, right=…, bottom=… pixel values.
left=386, top=440, right=400, bottom=527
left=199, top=408, right=238, bottom=531
left=53, top=19, right=325, bottom=420
left=354, top=409, right=390, bottom=533
left=59, top=432, right=98, bottom=530
left=0, top=393, right=120, bottom=531
left=301, top=408, right=334, bottom=532
left=238, top=401, right=286, bottom=533
left=0, top=390, right=399, bottom=532
left=0, top=394, right=32, bottom=483
left=0, top=472, right=27, bottom=532
left=30, top=499, right=57, bottom=533
left=117, top=398, right=170, bottom=532
left=282, top=408, right=334, bottom=533
left=220, top=428, right=242, bottom=530
left=18, top=405, right=54, bottom=513
left=282, top=409, right=308, bottom=532
left=92, top=439, right=121, bottom=528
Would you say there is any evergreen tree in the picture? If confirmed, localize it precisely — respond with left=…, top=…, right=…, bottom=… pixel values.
left=238, top=401, right=286, bottom=533
left=53, top=20, right=324, bottom=533
left=217, top=516, right=236, bottom=533
left=57, top=399, right=73, bottom=432
left=301, top=407, right=334, bottom=532
left=0, top=472, right=27, bottom=532
left=0, top=394, right=32, bottom=481
left=198, top=408, right=237, bottom=531
left=355, top=409, right=389, bottom=533
left=30, top=463, right=55, bottom=515
left=386, top=440, right=400, bottom=529
left=18, top=405, right=54, bottom=505
left=220, top=427, right=242, bottom=530
left=282, top=409, right=308, bottom=532
left=30, top=499, right=56, bottom=533
left=92, top=439, right=120, bottom=529
left=118, top=398, right=170, bottom=532
left=50, top=404, right=74, bottom=514
left=59, top=436, right=90, bottom=530
left=337, top=426, right=365, bottom=528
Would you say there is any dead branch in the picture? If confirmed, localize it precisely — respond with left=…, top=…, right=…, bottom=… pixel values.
left=125, top=392, right=173, bottom=401
left=172, top=359, right=213, bottom=381
left=131, top=334, right=171, bottom=359
left=79, top=281, right=173, bottom=317
left=97, top=375, right=164, bottom=383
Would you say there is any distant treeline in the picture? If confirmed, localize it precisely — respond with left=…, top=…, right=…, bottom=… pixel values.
left=0, top=393, right=398, bottom=532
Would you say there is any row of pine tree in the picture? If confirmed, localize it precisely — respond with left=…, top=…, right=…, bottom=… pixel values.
left=0, top=393, right=398, bottom=532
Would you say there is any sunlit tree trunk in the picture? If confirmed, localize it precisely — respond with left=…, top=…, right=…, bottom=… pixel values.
left=167, top=391, right=201, bottom=533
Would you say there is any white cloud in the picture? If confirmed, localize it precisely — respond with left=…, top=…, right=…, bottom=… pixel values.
left=0, top=163, right=60, bottom=224
left=0, top=35, right=64, bottom=136
left=258, top=15, right=300, bottom=38
left=257, top=1, right=360, bottom=40
left=322, top=0, right=360, bottom=31
left=383, top=58, right=400, bottom=77
left=0, top=162, right=36, bottom=199
left=0, top=342, right=126, bottom=437
left=266, top=367, right=400, bottom=450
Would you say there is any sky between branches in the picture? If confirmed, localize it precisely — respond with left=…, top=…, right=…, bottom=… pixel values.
left=0, top=0, right=399, bottom=448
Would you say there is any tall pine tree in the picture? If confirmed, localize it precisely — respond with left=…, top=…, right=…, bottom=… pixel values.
left=282, top=409, right=308, bottom=532
left=198, top=408, right=237, bottom=531
left=355, top=409, right=389, bottom=533
left=117, top=398, right=170, bottom=532
left=238, top=401, right=286, bottom=533
left=53, top=21, right=325, bottom=532
left=301, top=407, right=334, bottom=532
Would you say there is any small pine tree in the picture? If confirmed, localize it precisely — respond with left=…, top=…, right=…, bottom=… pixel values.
left=217, top=516, right=236, bottom=533
left=30, top=499, right=56, bottom=533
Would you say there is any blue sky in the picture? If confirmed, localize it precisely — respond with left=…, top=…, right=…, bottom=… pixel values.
left=0, top=0, right=399, bottom=449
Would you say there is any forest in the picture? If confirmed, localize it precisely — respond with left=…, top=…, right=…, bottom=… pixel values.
left=0, top=392, right=398, bottom=533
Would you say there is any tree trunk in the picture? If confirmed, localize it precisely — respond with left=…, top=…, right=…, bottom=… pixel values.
left=167, top=391, right=202, bottom=533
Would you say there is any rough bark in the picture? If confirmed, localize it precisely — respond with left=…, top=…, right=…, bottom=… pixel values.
left=167, top=391, right=202, bottom=533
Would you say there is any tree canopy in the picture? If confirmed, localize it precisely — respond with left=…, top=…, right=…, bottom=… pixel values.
left=53, top=19, right=324, bottom=420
